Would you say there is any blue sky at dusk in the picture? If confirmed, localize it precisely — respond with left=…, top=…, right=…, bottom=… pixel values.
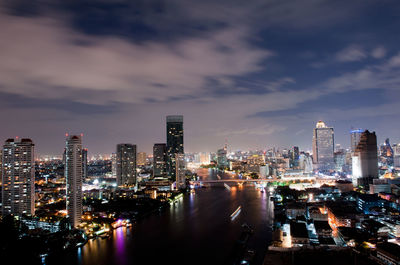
left=0, top=0, right=399, bottom=155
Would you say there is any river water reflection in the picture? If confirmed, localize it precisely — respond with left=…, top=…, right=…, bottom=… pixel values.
left=48, top=169, right=273, bottom=265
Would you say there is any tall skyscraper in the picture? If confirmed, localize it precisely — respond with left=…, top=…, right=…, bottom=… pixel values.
left=137, top=152, right=147, bottom=166
left=82, top=148, right=88, bottom=179
left=352, top=130, right=378, bottom=188
left=65, top=135, right=83, bottom=227
left=1, top=138, right=35, bottom=217
left=116, top=144, right=137, bottom=186
left=153, top=143, right=167, bottom=178
left=312, top=121, right=334, bottom=169
left=166, top=115, right=184, bottom=180
left=217, top=147, right=228, bottom=169
left=175, top=153, right=186, bottom=190
left=350, top=129, right=363, bottom=153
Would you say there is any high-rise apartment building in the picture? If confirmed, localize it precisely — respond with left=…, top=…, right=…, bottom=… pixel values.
left=153, top=143, right=167, bottom=178
left=82, top=148, right=88, bottom=179
left=312, top=121, right=334, bottom=169
left=175, top=153, right=186, bottom=190
left=116, top=144, right=137, bottom=186
left=352, top=130, right=378, bottom=188
left=1, top=138, right=35, bottom=217
left=65, top=135, right=83, bottom=227
left=166, top=115, right=184, bottom=180
left=137, top=152, right=147, bottom=166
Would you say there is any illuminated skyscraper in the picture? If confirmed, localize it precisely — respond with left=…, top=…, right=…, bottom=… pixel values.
left=217, top=148, right=228, bottom=169
left=352, top=130, right=378, bottom=188
left=116, top=144, right=137, bottom=186
left=137, top=152, right=147, bottom=166
left=350, top=129, right=363, bottom=153
left=166, top=115, right=184, bottom=180
left=1, top=138, right=35, bottom=217
left=153, top=143, right=167, bottom=178
left=290, top=146, right=299, bottom=168
left=312, top=121, right=334, bottom=169
left=175, top=153, right=186, bottom=190
left=65, top=135, right=83, bottom=227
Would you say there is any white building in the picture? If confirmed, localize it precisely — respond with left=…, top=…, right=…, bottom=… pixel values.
left=65, top=135, right=83, bottom=228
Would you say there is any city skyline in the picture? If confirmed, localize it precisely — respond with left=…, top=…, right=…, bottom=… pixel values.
left=0, top=1, right=399, bottom=155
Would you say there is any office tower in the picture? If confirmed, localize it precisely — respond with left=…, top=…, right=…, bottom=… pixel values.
left=217, top=148, right=228, bottom=169
left=334, top=150, right=346, bottom=172
left=153, top=143, right=167, bottom=178
left=137, top=152, right=147, bottom=166
left=175, top=153, right=186, bottom=190
left=352, top=130, right=378, bottom=188
left=290, top=146, right=299, bottom=168
left=312, top=120, right=334, bottom=169
left=166, top=115, right=184, bottom=180
left=116, top=144, right=137, bottom=186
left=65, top=135, right=83, bottom=227
left=1, top=138, right=35, bottom=217
left=82, top=148, right=88, bottom=179
left=350, top=129, right=363, bottom=152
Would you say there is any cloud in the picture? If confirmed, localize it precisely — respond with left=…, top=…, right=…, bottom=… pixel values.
left=0, top=12, right=272, bottom=105
left=371, top=46, right=386, bottom=59
left=335, top=45, right=367, bottom=62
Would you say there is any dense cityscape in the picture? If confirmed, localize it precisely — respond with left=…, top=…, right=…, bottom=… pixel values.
left=1, top=115, right=400, bottom=264
left=1, top=1, right=400, bottom=265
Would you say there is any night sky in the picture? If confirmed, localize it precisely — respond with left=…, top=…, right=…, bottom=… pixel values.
left=0, top=0, right=400, bottom=155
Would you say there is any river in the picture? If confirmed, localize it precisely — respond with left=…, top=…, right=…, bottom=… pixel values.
left=47, top=168, right=273, bottom=265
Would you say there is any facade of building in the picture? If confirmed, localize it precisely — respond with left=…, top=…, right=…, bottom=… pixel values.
left=175, top=153, right=186, bottom=190
left=350, top=129, right=363, bottom=153
left=1, top=138, right=35, bottom=216
left=65, top=135, right=83, bottom=227
left=217, top=148, right=228, bottom=169
left=137, top=152, right=147, bottom=166
left=82, top=148, right=88, bottom=179
left=116, top=144, right=137, bottom=186
left=312, top=121, right=334, bottom=169
left=166, top=115, right=184, bottom=180
left=153, top=143, right=167, bottom=178
left=351, top=130, right=378, bottom=188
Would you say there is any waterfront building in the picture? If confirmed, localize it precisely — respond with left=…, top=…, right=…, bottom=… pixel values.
left=137, top=152, right=147, bottom=166
left=312, top=121, right=334, bottom=169
left=199, top=152, right=210, bottom=164
left=166, top=115, right=184, bottom=180
left=175, top=153, right=186, bottom=190
left=352, top=130, right=378, bottom=188
left=116, top=144, right=137, bottom=186
left=65, top=135, right=83, bottom=227
left=1, top=138, right=35, bottom=217
left=217, top=148, right=228, bottom=169
left=153, top=143, right=167, bottom=178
